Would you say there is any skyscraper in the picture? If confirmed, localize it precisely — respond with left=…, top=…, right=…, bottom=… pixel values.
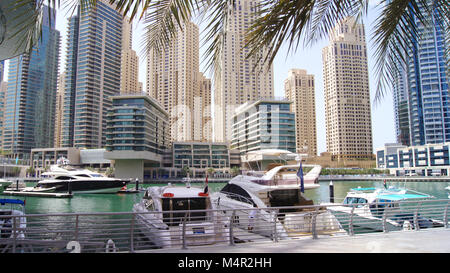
left=54, top=72, right=65, bottom=147
left=214, top=0, right=274, bottom=142
left=284, top=69, right=317, bottom=156
left=60, top=1, right=124, bottom=148
left=147, top=20, right=211, bottom=142
left=120, top=17, right=140, bottom=94
left=322, top=17, right=373, bottom=160
left=393, top=4, right=449, bottom=146
left=1, top=6, right=60, bottom=157
left=194, top=72, right=213, bottom=142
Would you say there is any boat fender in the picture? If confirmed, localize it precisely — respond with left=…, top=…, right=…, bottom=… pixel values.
left=105, top=239, right=117, bottom=253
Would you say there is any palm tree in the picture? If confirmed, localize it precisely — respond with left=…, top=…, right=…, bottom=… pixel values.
left=10, top=0, right=449, bottom=101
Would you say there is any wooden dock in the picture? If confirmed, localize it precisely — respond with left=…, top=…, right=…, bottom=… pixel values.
left=2, top=189, right=73, bottom=198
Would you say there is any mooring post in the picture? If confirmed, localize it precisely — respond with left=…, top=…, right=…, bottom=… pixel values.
left=135, top=178, right=139, bottom=191
left=329, top=181, right=334, bottom=203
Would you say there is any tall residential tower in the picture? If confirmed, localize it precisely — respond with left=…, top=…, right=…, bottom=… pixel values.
left=284, top=69, right=317, bottom=156
left=322, top=17, right=373, bottom=160
left=1, top=6, right=60, bottom=157
left=214, top=0, right=274, bottom=142
left=60, top=1, right=124, bottom=148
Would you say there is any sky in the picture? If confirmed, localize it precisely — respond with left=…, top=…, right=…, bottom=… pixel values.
left=5, top=1, right=397, bottom=155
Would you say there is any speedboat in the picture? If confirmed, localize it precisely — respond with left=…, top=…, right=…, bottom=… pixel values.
left=323, top=186, right=443, bottom=232
left=0, top=199, right=26, bottom=240
left=22, top=165, right=129, bottom=194
left=211, top=164, right=345, bottom=238
left=133, top=183, right=228, bottom=248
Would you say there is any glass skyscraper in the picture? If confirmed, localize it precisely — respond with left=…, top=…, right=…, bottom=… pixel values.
left=60, top=1, right=123, bottom=148
left=1, top=7, right=60, bottom=158
left=394, top=4, right=449, bottom=146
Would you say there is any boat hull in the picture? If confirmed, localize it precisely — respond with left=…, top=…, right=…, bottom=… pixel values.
left=34, top=179, right=129, bottom=194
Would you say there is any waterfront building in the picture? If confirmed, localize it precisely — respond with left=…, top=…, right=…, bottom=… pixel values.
left=0, top=81, right=7, bottom=148
left=0, top=60, right=4, bottom=83
left=214, top=0, right=274, bottom=142
left=284, top=69, right=317, bottom=156
left=60, top=1, right=124, bottom=148
left=322, top=16, right=373, bottom=160
left=392, top=3, right=449, bottom=146
left=30, top=147, right=111, bottom=176
left=376, top=142, right=450, bottom=176
left=231, top=99, right=296, bottom=155
left=146, top=20, right=205, bottom=142
left=104, top=94, right=170, bottom=181
left=2, top=6, right=60, bottom=158
left=120, top=17, right=140, bottom=94
left=54, top=72, right=65, bottom=147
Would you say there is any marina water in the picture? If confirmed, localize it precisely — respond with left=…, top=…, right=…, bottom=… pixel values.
left=1, top=180, right=449, bottom=214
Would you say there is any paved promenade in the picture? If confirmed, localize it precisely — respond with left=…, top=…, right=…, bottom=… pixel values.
left=140, top=228, right=450, bottom=253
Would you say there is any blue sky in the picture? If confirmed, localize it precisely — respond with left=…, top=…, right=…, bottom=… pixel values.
left=6, top=2, right=396, bottom=154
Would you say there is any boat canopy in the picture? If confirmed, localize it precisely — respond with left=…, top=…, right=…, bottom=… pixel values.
left=351, top=187, right=376, bottom=191
left=376, top=193, right=430, bottom=201
left=0, top=199, right=25, bottom=206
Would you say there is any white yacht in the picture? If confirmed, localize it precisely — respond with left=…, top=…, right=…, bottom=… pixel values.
left=23, top=164, right=129, bottom=194
left=324, top=186, right=442, bottom=231
left=133, top=183, right=228, bottom=248
left=211, top=163, right=344, bottom=238
left=0, top=199, right=26, bottom=240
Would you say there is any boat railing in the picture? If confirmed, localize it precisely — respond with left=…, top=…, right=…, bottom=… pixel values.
left=0, top=198, right=449, bottom=253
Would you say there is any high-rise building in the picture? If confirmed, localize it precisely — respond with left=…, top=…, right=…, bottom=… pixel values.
left=60, top=1, right=124, bottom=148
left=322, top=17, right=373, bottom=160
left=54, top=72, right=65, bottom=147
left=147, top=20, right=209, bottom=142
left=393, top=4, right=449, bottom=146
left=1, top=6, right=60, bottom=158
left=0, top=61, right=4, bottom=83
left=120, top=17, right=140, bottom=94
left=193, top=72, right=213, bottom=142
left=0, top=81, right=7, bottom=148
left=214, top=0, right=274, bottom=142
left=284, top=69, right=317, bottom=156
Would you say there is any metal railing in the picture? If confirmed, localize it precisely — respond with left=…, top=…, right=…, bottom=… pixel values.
left=0, top=199, right=449, bottom=253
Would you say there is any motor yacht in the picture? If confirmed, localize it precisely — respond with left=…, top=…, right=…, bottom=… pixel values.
left=0, top=199, right=26, bottom=240
left=323, top=186, right=443, bottom=232
left=133, top=183, right=228, bottom=248
left=23, top=164, right=129, bottom=194
left=211, top=163, right=345, bottom=238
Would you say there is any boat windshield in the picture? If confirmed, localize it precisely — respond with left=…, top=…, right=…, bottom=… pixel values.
left=162, top=197, right=208, bottom=226
left=343, top=197, right=368, bottom=206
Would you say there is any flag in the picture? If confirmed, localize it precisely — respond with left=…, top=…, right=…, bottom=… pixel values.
left=204, top=174, right=209, bottom=194
left=297, top=162, right=304, bottom=193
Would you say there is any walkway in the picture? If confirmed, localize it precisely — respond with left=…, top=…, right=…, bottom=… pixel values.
left=139, top=228, right=450, bottom=253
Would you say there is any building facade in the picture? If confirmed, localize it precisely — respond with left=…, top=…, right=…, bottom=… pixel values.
left=104, top=94, right=169, bottom=181
left=214, top=0, right=274, bottom=142
left=120, top=17, right=140, bottom=94
left=60, top=1, right=124, bottom=148
left=1, top=6, right=60, bottom=158
left=322, top=16, right=373, bottom=160
left=392, top=3, right=449, bottom=146
left=231, top=99, right=296, bottom=154
left=146, top=20, right=211, bottom=142
left=284, top=69, right=317, bottom=156
left=376, top=142, right=450, bottom=176
left=54, top=72, right=65, bottom=147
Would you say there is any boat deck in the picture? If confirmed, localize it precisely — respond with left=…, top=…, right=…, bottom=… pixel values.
left=2, top=190, right=73, bottom=198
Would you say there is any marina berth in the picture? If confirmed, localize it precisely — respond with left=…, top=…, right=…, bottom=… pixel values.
left=323, top=185, right=444, bottom=232
left=133, top=182, right=228, bottom=248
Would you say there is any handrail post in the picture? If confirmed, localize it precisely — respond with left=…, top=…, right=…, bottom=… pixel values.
left=272, top=209, right=278, bottom=242
left=312, top=207, right=319, bottom=239
left=74, top=215, right=79, bottom=241
left=12, top=216, right=17, bottom=253
left=130, top=214, right=135, bottom=252
left=414, top=202, right=422, bottom=231
left=382, top=204, right=389, bottom=233
left=182, top=212, right=187, bottom=250
left=444, top=201, right=449, bottom=229
left=229, top=210, right=235, bottom=246
left=349, top=205, right=355, bottom=236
